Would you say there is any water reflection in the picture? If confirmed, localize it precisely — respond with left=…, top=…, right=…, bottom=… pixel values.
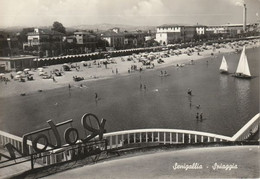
left=219, top=74, right=228, bottom=92
left=235, top=78, right=250, bottom=115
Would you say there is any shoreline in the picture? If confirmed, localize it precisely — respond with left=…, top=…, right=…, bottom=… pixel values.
left=0, top=39, right=259, bottom=98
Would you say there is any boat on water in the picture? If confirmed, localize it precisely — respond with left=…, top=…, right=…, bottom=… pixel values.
left=219, top=56, right=228, bottom=74
left=234, top=46, right=251, bottom=79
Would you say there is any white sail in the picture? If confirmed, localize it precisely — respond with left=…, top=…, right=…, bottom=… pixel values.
left=242, top=54, right=251, bottom=76
left=220, top=56, right=228, bottom=72
left=235, top=46, right=251, bottom=77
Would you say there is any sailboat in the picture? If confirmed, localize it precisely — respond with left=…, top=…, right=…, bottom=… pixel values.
left=219, top=56, right=228, bottom=73
left=234, top=46, right=251, bottom=79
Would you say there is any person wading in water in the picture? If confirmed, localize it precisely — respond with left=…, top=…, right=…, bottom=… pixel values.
left=95, top=93, right=98, bottom=100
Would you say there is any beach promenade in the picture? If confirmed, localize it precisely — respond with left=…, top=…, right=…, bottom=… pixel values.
left=0, top=39, right=259, bottom=98
left=44, top=145, right=259, bottom=179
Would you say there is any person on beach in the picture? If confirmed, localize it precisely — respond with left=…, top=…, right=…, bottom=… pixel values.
left=200, top=113, right=203, bottom=121
left=187, top=89, right=192, bottom=96
left=95, top=93, right=98, bottom=101
left=53, top=76, right=56, bottom=82
left=196, top=113, right=199, bottom=120
left=144, top=85, right=146, bottom=91
left=116, top=68, right=118, bottom=74
left=68, top=84, right=71, bottom=90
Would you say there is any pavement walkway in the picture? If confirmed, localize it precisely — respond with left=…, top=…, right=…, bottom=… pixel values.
left=45, top=145, right=259, bottom=179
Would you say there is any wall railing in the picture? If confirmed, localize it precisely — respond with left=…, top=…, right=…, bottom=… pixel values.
left=100, top=113, right=259, bottom=149
left=231, top=113, right=259, bottom=141
left=0, top=113, right=259, bottom=168
left=101, top=128, right=232, bottom=149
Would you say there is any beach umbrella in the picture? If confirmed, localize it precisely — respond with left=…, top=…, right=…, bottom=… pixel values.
left=80, top=61, right=86, bottom=63
left=38, top=71, right=45, bottom=76
left=37, top=68, right=44, bottom=72
left=15, top=75, right=21, bottom=79
left=0, top=73, right=5, bottom=76
left=140, top=57, right=147, bottom=61
left=24, top=68, right=30, bottom=72
left=17, top=71, right=23, bottom=75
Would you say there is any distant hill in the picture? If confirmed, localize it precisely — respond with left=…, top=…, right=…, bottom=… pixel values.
left=0, top=26, right=52, bottom=34
left=0, top=23, right=157, bottom=34
left=0, top=26, right=26, bottom=34
left=69, top=23, right=156, bottom=32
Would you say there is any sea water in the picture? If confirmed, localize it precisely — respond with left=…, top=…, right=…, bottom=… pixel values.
left=0, top=47, right=259, bottom=137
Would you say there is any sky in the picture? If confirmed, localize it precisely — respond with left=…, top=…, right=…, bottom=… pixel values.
left=0, top=0, right=259, bottom=27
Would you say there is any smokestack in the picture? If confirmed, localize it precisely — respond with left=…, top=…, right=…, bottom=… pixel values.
left=243, top=3, right=247, bottom=32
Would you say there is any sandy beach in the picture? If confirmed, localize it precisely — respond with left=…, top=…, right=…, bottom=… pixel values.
left=0, top=39, right=259, bottom=98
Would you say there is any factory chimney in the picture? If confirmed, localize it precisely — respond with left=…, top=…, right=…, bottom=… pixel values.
left=243, top=3, right=247, bottom=32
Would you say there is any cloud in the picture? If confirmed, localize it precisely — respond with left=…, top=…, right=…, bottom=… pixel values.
left=122, top=0, right=170, bottom=25
left=124, top=0, right=169, bottom=17
left=0, top=0, right=259, bottom=27
left=232, top=0, right=245, bottom=6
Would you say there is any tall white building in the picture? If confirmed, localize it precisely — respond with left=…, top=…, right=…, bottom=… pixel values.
left=196, top=26, right=206, bottom=35
left=155, top=25, right=196, bottom=45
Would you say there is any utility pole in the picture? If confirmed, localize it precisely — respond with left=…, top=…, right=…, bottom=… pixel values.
left=60, top=35, right=63, bottom=55
left=7, top=38, right=12, bottom=57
